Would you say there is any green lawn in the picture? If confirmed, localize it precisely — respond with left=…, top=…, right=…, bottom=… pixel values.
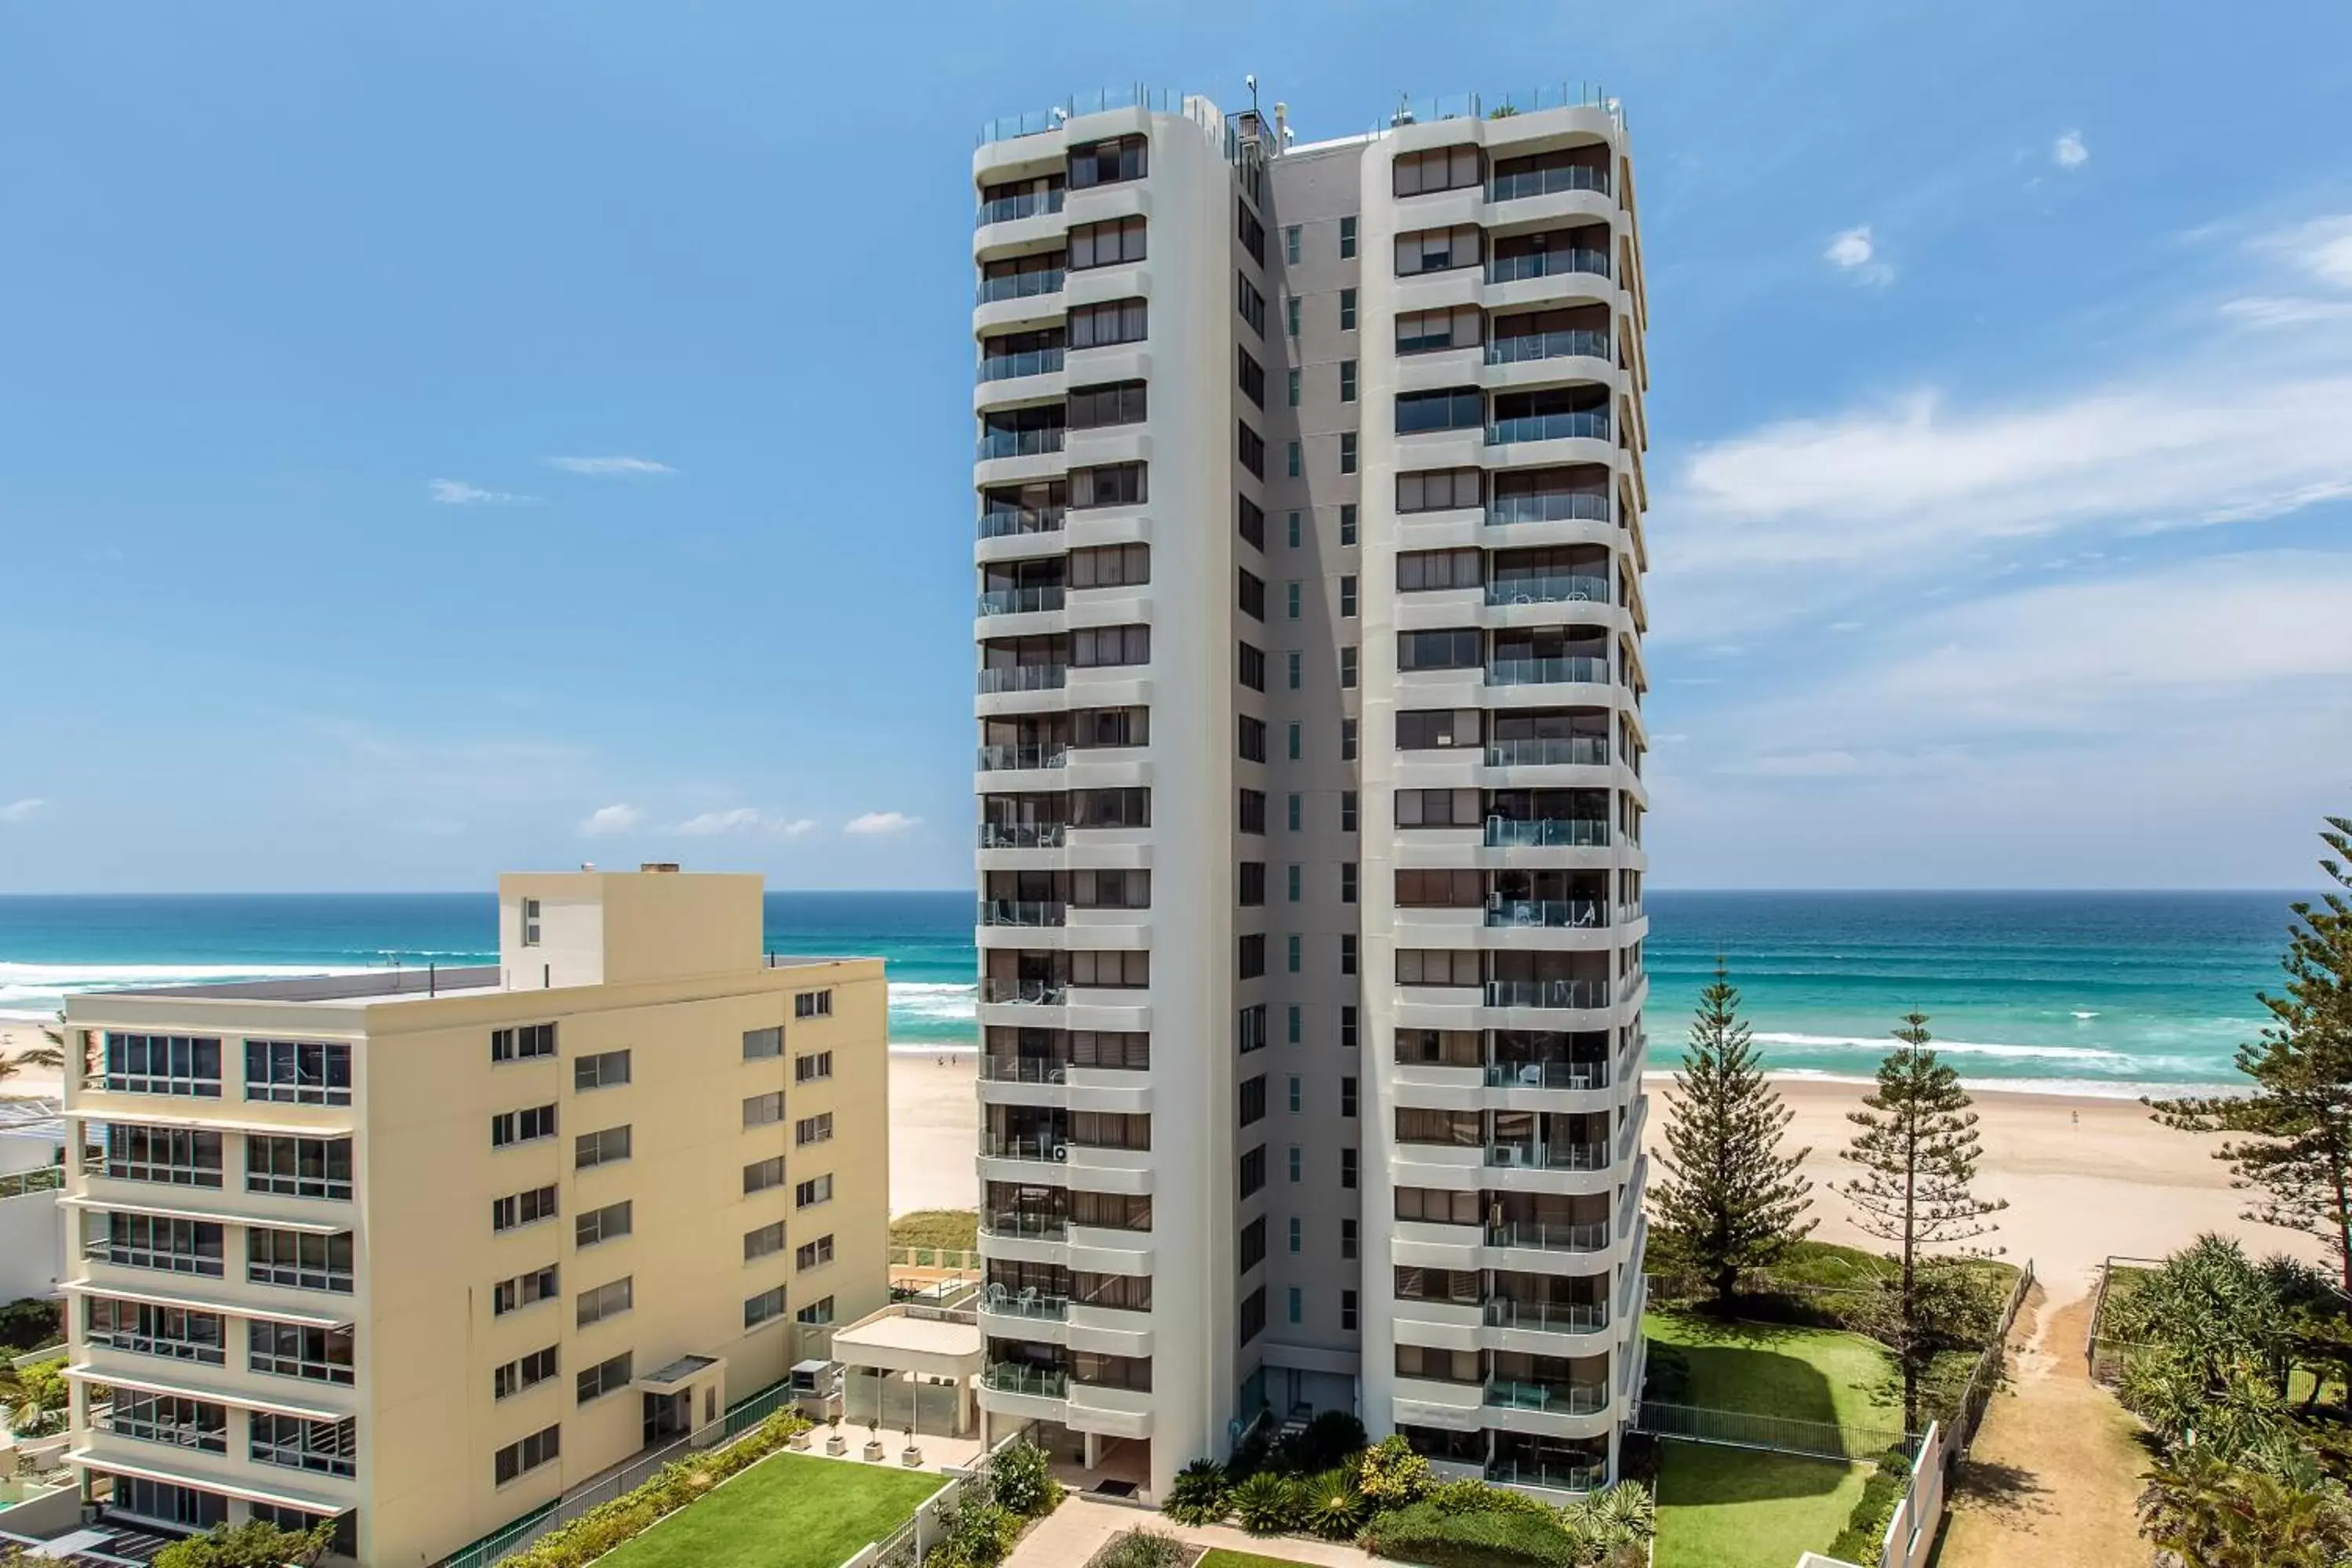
left=597, top=1452, right=945, bottom=1568
left=1199, top=1552, right=1319, bottom=1568
left=1653, top=1443, right=1868, bottom=1568
left=1644, top=1310, right=1900, bottom=1430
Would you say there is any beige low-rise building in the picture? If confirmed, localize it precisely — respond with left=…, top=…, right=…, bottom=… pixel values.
left=53, top=866, right=887, bottom=1566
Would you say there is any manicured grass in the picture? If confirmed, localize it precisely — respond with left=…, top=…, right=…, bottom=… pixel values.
left=597, top=1451, right=945, bottom=1568
left=1645, top=1309, right=1900, bottom=1429
left=891, top=1209, right=978, bottom=1251
left=1199, top=1552, right=1319, bottom=1568
left=1653, top=1443, right=1868, bottom=1568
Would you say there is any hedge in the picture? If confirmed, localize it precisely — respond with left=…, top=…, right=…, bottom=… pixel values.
left=1360, top=1498, right=1583, bottom=1568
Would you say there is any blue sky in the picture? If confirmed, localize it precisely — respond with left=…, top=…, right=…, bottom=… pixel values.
left=3, top=1, right=2350, bottom=893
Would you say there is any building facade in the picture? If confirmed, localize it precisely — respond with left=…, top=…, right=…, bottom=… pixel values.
left=56, top=867, right=887, bottom=1566
left=969, top=87, right=1650, bottom=1498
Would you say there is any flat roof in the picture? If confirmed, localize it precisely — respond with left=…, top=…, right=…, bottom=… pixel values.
left=103, top=966, right=503, bottom=1004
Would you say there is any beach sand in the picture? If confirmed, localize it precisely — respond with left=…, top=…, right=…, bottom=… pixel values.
left=0, top=1020, right=63, bottom=1099
left=880, top=1054, right=2313, bottom=1304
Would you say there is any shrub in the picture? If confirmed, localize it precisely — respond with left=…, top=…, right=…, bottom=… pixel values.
left=926, top=1499, right=1019, bottom=1568
left=1425, top=1478, right=1552, bottom=1519
left=1827, top=1449, right=1912, bottom=1562
left=1087, top=1526, right=1191, bottom=1568
left=0, top=1298, right=61, bottom=1357
left=1363, top=1498, right=1581, bottom=1568
left=1301, top=1465, right=1370, bottom=1539
left=1162, top=1458, right=1231, bottom=1526
left=151, top=1520, right=336, bottom=1568
left=1356, top=1434, right=1434, bottom=1508
left=1230, top=1471, right=1307, bottom=1536
left=988, top=1438, right=1062, bottom=1517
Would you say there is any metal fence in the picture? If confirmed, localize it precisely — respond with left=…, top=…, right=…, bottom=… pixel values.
left=1636, top=1399, right=1916, bottom=1463
left=840, top=1420, right=1040, bottom=1568
left=1943, top=1258, right=2036, bottom=1470
left=890, top=1245, right=982, bottom=1272
left=2082, top=1254, right=2164, bottom=1387
left=437, top=1381, right=794, bottom=1568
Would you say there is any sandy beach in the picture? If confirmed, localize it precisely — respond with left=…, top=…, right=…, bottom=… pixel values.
left=0, top=1021, right=63, bottom=1098
left=880, top=1054, right=2314, bottom=1305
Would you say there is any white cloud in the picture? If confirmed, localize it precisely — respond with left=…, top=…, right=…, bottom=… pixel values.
left=670, top=808, right=818, bottom=839
left=843, top=811, right=919, bottom=837
left=2053, top=130, right=2089, bottom=169
left=430, top=478, right=540, bottom=506
left=782, top=818, right=818, bottom=838
left=579, top=804, right=644, bottom=837
left=546, top=456, right=677, bottom=477
left=1824, top=225, right=1893, bottom=285
left=2278, top=216, right=2352, bottom=289
left=0, top=797, right=46, bottom=823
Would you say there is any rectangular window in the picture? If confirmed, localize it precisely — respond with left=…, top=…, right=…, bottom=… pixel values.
left=247, top=1136, right=352, bottom=1200
left=491, top=1105, right=557, bottom=1148
left=1341, top=935, right=1359, bottom=975
left=573, top=1049, right=630, bottom=1091
left=101, top=1033, right=222, bottom=1098
left=1286, top=721, right=1301, bottom=761
left=1340, top=288, right=1358, bottom=330
left=742, top=1028, right=783, bottom=1061
left=1287, top=865, right=1301, bottom=903
left=1239, top=495, right=1265, bottom=550
left=1287, top=1004, right=1301, bottom=1044
left=1239, top=716, right=1266, bottom=763
left=1067, top=379, right=1149, bottom=429
left=85, top=1298, right=226, bottom=1364
left=1237, top=274, right=1265, bottom=336
left=1069, top=214, right=1146, bottom=269
left=575, top=1200, right=632, bottom=1249
left=1238, top=198, right=1265, bottom=263
left=1287, top=510, right=1302, bottom=549
left=744, top=1221, right=786, bottom=1261
left=1341, top=790, right=1359, bottom=831
left=101, top=1126, right=223, bottom=1189
left=1341, top=1289, right=1359, bottom=1331
left=1069, top=298, right=1147, bottom=349
left=1287, top=793, right=1302, bottom=831
left=1287, top=1076, right=1302, bottom=1114
left=1342, top=1219, right=1359, bottom=1259
left=1393, top=144, right=1482, bottom=196
left=795, top=1234, right=836, bottom=1270
left=248, top=1228, right=352, bottom=1293
left=1238, top=934, right=1265, bottom=980
left=1239, top=1145, right=1265, bottom=1197
left=1341, top=1148, right=1359, bottom=1189
left=243, top=1040, right=349, bottom=1105
left=1398, top=466, right=1483, bottom=514
left=1341, top=863, right=1359, bottom=904
left=1287, top=1145, right=1302, bottom=1182
left=1286, top=581, right=1301, bottom=619
left=1286, top=296, right=1301, bottom=336
left=795, top=1174, right=833, bottom=1208
left=1239, top=788, right=1267, bottom=834
left=1239, top=1075, right=1266, bottom=1127
left=100, top=1213, right=223, bottom=1276
left=1240, top=1287, right=1265, bottom=1346
left=1287, top=1287, right=1302, bottom=1325
left=1286, top=934, right=1301, bottom=974
left=492, top=1264, right=559, bottom=1317
left=1395, top=223, right=1482, bottom=276
left=1340, top=577, right=1358, bottom=619
left=492, top=1345, right=557, bottom=1400
left=1238, top=349, right=1265, bottom=408
left=1341, top=1006, right=1359, bottom=1050
left=1239, top=568, right=1266, bottom=620
left=746, top=1287, right=786, bottom=1328
left=1341, top=1077, right=1359, bottom=1117
left=1286, top=440, right=1302, bottom=478
left=1073, top=623, right=1151, bottom=666
left=1340, top=360, right=1358, bottom=403
left=793, top=1051, right=833, bottom=1083
left=249, top=1412, right=354, bottom=1478
left=575, top=1125, right=631, bottom=1169
left=1342, top=718, right=1358, bottom=760
left=491, top=1024, right=557, bottom=1063
left=1239, top=861, right=1266, bottom=905
left=744, top=1156, right=786, bottom=1194
left=1287, top=367, right=1301, bottom=408
left=492, top=1184, right=558, bottom=1233
left=577, top=1351, right=632, bottom=1406
left=1068, top=133, right=1146, bottom=187
left=797, top=1296, right=836, bottom=1327
left=1240, top=1215, right=1265, bottom=1272
left=1283, top=223, right=1301, bottom=263
left=1397, top=387, right=1485, bottom=434
left=742, top=1092, right=785, bottom=1129
left=1339, top=433, right=1358, bottom=474
left=1340, top=646, right=1359, bottom=688
left=521, top=897, right=542, bottom=946
left=794, top=990, right=833, bottom=1020
left=1399, top=629, right=1483, bottom=670
left=494, top=1424, right=561, bottom=1486
left=1281, top=649, right=1299, bottom=691
left=794, top=1113, right=834, bottom=1147
left=576, top=1276, right=633, bottom=1328
left=1339, top=215, right=1358, bottom=258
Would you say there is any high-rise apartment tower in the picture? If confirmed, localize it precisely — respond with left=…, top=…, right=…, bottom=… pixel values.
left=971, top=85, right=1650, bottom=1501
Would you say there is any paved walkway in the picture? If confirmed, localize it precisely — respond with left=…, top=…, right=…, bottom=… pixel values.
left=1937, top=1288, right=2149, bottom=1568
left=1007, top=1494, right=1378, bottom=1566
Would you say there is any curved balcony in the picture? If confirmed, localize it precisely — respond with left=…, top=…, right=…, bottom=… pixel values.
left=1490, top=165, right=1610, bottom=203
left=982, top=1209, right=1069, bottom=1240
left=1487, top=411, right=1610, bottom=447
left=979, top=347, right=1066, bottom=384
left=978, top=899, right=1067, bottom=927
left=979, top=506, right=1066, bottom=540
left=1486, top=574, right=1608, bottom=608
left=979, top=823, right=1067, bottom=850
left=1486, top=492, right=1610, bottom=527
left=1486, top=1219, right=1610, bottom=1252
left=1485, top=737, right=1609, bottom=768
left=978, top=744, right=1066, bottom=771
left=1484, top=1378, right=1610, bottom=1416
left=981, top=979, right=1067, bottom=1006
left=982, top=1132, right=1067, bottom=1162
left=977, top=666, right=1067, bottom=695
left=978, top=1056, right=1069, bottom=1084
left=978, top=586, right=1067, bottom=617
left=1483, top=979, right=1610, bottom=1010
left=1485, top=1060, right=1610, bottom=1092
left=978, top=428, right=1066, bottom=461
left=1486, top=249, right=1610, bottom=285
left=1486, top=656, right=1610, bottom=688
left=1487, top=899, right=1606, bottom=931
left=1484, top=818, right=1609, bottom=848
left=982, top=1362, right=1069, bottom=1399
left=1485, top=1141, right=1610, bottom=1172
left=981, top=1284, right=1069, bottom=1322
left=978, top=268, right=1066, bottom=306
left=977, top=191, right=1065, bottom=227
left=1482, top=1298, right=1608, bottom=1334
left=1486, top=330, right=1610, bottom=367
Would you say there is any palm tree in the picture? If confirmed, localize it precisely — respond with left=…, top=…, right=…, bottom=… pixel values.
left=0, top=1011, right=67, bottom=1093
left=2140, top=1447, right=2352, bottom=1567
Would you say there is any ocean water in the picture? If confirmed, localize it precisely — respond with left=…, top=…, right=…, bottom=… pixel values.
left=0, top=891, right=2301, bottom=1095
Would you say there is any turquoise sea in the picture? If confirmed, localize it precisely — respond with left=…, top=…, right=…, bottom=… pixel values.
left=0, top=891, right=2304, bottom=1098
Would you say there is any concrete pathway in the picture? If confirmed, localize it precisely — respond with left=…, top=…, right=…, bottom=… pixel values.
left=1007, top=1494, right=1378, bottom=1566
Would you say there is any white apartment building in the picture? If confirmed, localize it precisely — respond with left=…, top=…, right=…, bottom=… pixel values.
left=969, top=84, right=1651, bottom=1500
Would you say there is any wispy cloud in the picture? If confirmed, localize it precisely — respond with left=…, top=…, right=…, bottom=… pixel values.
left=1824, top=224, right=1893, bottom=286
left=579, top=804, right=644, bottom=837
left=2053, top=130, right=2089, bottom=169
left=430, top=478, right=540, bottom=506
left=0, top=797, right=46, bottom=824
left=672, top=808, right=816, bottom=839
left=843, top=811, right=919, bottom=837
left=546, top=456, right=677, bottom=477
